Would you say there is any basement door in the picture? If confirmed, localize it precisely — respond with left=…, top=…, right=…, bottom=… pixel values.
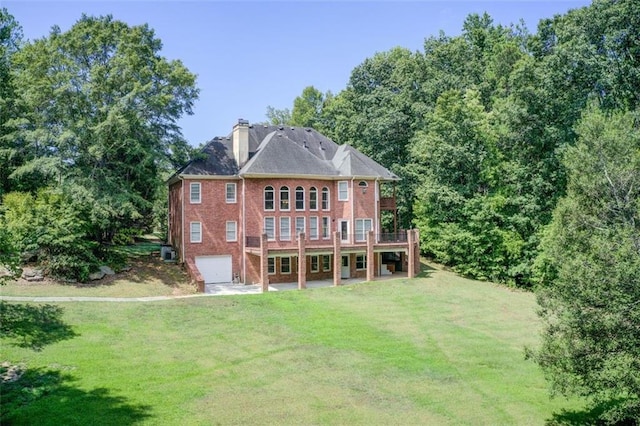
left=195, top=255, right=233, bottom=284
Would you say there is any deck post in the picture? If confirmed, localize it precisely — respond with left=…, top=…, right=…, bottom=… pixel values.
left=260, top=233, right=269, bottom=292
left=366, top=230, right=374, bottom=282
left=298, top=232, right=306, bottom=289
left=333, top=231, right=341, bottom=286
left=408, top=229, right=415, bottom=279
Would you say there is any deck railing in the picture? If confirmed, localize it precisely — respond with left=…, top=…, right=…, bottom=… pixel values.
left=245, top=236, right=261, bottom=248
left=378, top=231, right=407, bottom=243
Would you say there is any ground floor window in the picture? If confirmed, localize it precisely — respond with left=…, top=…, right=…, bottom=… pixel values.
left=322, top=255, right=331, bottom=272
left=310, top=255, right=319, bottom=272
left=268, top=257, right=275, bottom=274
left=356, top=254, right=367, bottom=270
left=281, top=256, right=291, bottom=274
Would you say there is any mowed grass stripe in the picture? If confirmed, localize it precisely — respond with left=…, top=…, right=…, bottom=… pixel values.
left=1, top=269, right=585, bottom=425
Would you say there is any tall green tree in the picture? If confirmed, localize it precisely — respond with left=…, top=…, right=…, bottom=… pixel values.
left=264, top=105, right=292, bottom=125
left=8, top=14, right=198, bottom=242
left=532, top=107, right=640, bottom=424
left=290, top=85, right=325, bottom=129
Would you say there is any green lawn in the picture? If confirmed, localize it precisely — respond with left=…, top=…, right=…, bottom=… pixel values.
left=1, top=268, right=587, bottom=425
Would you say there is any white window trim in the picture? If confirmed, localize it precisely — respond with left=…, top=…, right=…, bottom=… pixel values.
left=322, top=216, right=331, bottom=240
left=295, top=217, right=305, bottom=239
left=264, top=216, right=275, bottom=241
left=280, top=186, right=290, bottom=211
left=309, top=216, right=319, bottom=240
left=309, top=187, right=318, bottom=211
left=267, top=257, right=276, bottom=275
left=355, top=218, right=373, bottom=242
left=339, top=219, right=349, bottom=243
left=280, top=217, right=291, bottom=241
left=321, top=187, right=330, bottom=211
left=322, top=255, right=331, bottom=272
left=226, top=221, right=237, bottom=242
left=356, top=254, right=367, bottom=270
left=295, top=187, right=305, bottom=211
left=280, top=256, right=291, bottom=274
left=338, top=181, right=348, bottom=201
left=264, top=186, right=275, bottom=211
left=190, top=221, right=202, bottom=243
left=190, top=182, right=201, bottom=204
left=310, top=255, right=319, bottom=273
left=226, top=182, right=237, bottom=203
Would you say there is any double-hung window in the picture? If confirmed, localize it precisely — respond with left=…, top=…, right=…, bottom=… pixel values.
left=190, top=222, right=202, bottom=243
left=264, top=186, right=275, bottom=211
left=338, top=181, right=348, bottom=201
left=321, top=187, right=330, bottom=210
left=322, top=255, right=331, bottom=271
left=355, top=218, right=373, bottom=242
left=267, top=257, right=275, bottom=274
left=295, top=217, right=305, bottom=239
left=309, top=217, right=319, bottom=240
left=356, top=254, right=367, bottom=270
left=190, top=182, right=201, bottom=203
left=281, top=257, right=291, bottom=274
left=295, top=186, right=305, bottom=210
left=310, top=255, right=319, bottom=272
left=322, top=216, right=330, bottom=239
left=226, top=221, right=237, bottom=242
left=309, top=187, right=318, bottom=210
left=226, top=183, right=237, bottom=203
left=280, top=186, right=290, bottom=210
left=264, top=217, right=275, bottom=241
left=279, top=217, right=291, bottom=241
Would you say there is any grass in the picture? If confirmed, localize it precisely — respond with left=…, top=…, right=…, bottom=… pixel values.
left=0, top=266, right=587, bottom=425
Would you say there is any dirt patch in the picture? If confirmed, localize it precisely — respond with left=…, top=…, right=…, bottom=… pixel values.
left=11, top=256, right=194, bottom=295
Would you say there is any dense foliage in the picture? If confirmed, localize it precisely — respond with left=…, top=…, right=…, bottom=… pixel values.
left=0, top=11, right=198, bottom=280
left=532, top=108, right=640, bottom=423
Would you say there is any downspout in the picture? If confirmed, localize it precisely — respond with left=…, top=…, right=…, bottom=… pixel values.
left=350, top=176, right=355, bottom=245
left=180, top=177, right=185, bottom=263
left=375, top=178, right=380, bottom=243
left=241, top=176, right=246, bottom=284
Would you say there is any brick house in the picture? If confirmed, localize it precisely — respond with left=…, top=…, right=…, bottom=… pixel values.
left=167, top=120, right=420, bottom=291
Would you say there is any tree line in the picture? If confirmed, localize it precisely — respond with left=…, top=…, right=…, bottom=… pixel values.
left=0, top=2, right=638, bottom=420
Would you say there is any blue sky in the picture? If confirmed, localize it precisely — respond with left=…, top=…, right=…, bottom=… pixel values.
left=6, top=1, right=591, bottom=146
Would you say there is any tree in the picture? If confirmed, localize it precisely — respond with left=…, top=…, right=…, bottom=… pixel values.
left=290, top=86, right=325, bottom=128
left=264, top=105, right=291, bottom=125
left=8, top=14, right=198, bottom=243
left=0, top=8, right=23, bottom=199
left=531, top=107, right=640, bottom=424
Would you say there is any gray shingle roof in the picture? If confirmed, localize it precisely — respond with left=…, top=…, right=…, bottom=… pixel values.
left=171, top=124, right=398, bottom=181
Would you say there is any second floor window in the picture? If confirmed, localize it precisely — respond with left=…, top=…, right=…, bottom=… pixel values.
left=280, top=186, right=290, bottom=210
left=190, top=221, right=201, bottom=243
left=322, top=216, right=330, bottom=239
left=338, top=181, right=348, bottom=201
left=309, top=187, right=318, bottom=210
left=190, top=182, right=201, bottom=203
left=264, top=217, right=275, bottom=240
left=226, top=221, right=237, bottom=242
left=295, top=217, right=305, bottom=238
left=295, top=186, right=304, bottom=210
left=226, top=183, right=236, bottom=203
left=264, top=186, right=274, bottom=211
left=355, top=218, right=373, bottom=242
left=280, top=217, right=291, bottom=241
left=309, top=217, right=318, bottom=240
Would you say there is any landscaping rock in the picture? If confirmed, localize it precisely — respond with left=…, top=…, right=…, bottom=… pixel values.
left=89, top=271, right=106, bottom=281
left=120, top=266, right=132, bottom=272
left=99, top=266, right=115, bottom=275
left=25, top=275, right=44, bottom=282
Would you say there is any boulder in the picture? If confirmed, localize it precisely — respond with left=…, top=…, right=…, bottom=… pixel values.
left=99, top=266, right=115, bottom=275
left=25, top=275, right=44, bottom=282
left=89, top=271, right=106, bottom=281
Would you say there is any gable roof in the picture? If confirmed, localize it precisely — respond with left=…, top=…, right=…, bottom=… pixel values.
left=169, top=124, right=399, bottom=182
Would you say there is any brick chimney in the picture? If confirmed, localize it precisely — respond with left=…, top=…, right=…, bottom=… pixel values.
left=233, top=119, right=250, bottom=168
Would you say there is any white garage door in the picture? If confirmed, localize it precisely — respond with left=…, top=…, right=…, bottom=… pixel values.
left=195, top=255, right=232, bottom=284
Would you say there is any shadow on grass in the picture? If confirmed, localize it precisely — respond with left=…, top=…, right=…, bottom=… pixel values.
left=0, top=302, right=77, bottom=351
left=1, top=366, right=153, bottom=425
left=416, top=259, right=436, bottom=279
left=546, top=399, right=637, bottom=426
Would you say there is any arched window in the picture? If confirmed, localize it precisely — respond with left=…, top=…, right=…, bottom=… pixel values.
left=264, top=186, right=274, bottom=210
left=295, top=186, right=305, bottom=210
left=321, top=187, right=330, bottom=210
left=309, top=187, right=318, bottom=210
left=280, top=186, right=290, bottom=210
